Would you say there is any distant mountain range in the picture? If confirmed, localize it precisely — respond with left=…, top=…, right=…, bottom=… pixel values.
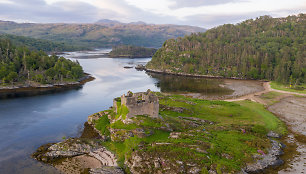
left=0, top=20, right=205, bottom=49
left=96, top=19, right=147, bottom=25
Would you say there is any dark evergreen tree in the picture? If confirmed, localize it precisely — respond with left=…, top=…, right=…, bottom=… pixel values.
left=147, top=14, right=306, bottom=84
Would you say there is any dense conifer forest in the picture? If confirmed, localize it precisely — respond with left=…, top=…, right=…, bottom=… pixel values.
left=0, top=34, right=85, bottom=52
left=147, top=14, right=305, bottom=84
left=0, top=38, right=84, bottom=85
left=109, top=45, right=157, bottom=58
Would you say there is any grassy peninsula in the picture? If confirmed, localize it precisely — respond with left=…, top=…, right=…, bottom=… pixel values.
left=0, top=38, right=85, bottom=87
left=147, top=14, right=305, bottom=86
left=108, top=45, right=157, bottom=58
left=87, top=93, right=286, bottom=173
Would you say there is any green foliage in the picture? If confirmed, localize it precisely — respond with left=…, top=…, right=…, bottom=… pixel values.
left=147, top=14, right=306, bottom=84
left=109, top=45, right=157, bottom=58
left=110, top=120, right=139, bottom=130
left=116, top=102, right=129, bottom=120
left=0, top=34, right=86, bottom=52
left=0, top=38, right=84, bottom=85
left=95, top=116, right=110, bottom=135
left=236, top=100, right=287, bottom=135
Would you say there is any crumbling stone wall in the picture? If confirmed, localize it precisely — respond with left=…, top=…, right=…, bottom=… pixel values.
left=113, top=90, right=159, bottom=119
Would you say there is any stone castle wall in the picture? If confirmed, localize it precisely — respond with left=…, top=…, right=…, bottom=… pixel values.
left=125, top=100, right=159, bottom=118
left=113, top=90, right=159, bottom=119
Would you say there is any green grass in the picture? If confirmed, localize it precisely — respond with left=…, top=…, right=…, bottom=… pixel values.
left=159, top=95, right=285, bottom=130
left=116, top=101, right=129, bottom=120
left=271, top=81, right=306, bottom=94
left=235, top=100, right=287, bottom=135
left=96, top=93, right=287, bottom=173
left=110, top=120, right=139, bottom=130
left=95, top=115, right=110, bottom=135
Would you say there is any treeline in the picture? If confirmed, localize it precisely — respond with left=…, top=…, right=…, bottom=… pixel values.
left=109, top=45, right=157, bottom=58
left=0, top=38, right=84, bottom=85
left=0, top=34, right=86, bottom=52
left=147, top=14, right=306, bottom=84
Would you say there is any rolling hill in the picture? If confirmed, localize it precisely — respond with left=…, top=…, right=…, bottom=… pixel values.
left=0, top=20, right=205, bottom=49
left=147, top=14, right=305, bottom=84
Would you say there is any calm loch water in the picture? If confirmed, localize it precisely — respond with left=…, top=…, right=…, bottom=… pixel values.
left=0, top=49, right=263, bottom=173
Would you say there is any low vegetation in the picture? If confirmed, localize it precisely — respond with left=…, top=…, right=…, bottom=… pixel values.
left=92, top=93, right=286, bottom=173
left=271, top=81, right=306, bottom=94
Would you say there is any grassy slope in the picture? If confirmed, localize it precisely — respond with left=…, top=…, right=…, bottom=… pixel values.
left=270, top=81, right=306, bottom=94
left=92, top=93, right=286, bottom=173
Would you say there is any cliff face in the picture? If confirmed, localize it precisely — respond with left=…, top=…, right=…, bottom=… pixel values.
left=147, top=14, right=306, bottom=84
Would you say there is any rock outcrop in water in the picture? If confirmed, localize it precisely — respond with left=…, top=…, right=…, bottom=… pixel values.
left=33, top=138, right=123, bottom=174
left=243, top=139, right=284, bottom=173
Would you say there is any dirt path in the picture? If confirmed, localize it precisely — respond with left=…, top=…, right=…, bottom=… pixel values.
left=225, top=82, right=305, bottom=104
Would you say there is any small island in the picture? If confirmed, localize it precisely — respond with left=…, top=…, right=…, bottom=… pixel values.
left=108, top=45, right=157, bottom=58
left=0, top=38, right=91, bottom=93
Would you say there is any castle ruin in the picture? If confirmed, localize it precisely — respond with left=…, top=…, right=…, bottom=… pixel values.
left=113, top=89, right=159, bottom=119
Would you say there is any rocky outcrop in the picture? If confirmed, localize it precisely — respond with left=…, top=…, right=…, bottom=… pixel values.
left=126, top=150, right=206, bottom=174
left=90, top=166, right=124, bottom=174
left=33, top=138, right=120, bottom=173
left=243, top=140, right=284, bottom=173
left=267, top=131, right=281, bottom=138
left=89, top=148, right=118, bottom=166
left=110, top=128, right=151, bottom=142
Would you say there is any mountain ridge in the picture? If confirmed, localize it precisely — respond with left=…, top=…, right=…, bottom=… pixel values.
left=0, top=20, right=205, bottom=48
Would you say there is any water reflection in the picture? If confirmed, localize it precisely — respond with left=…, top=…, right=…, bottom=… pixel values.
left=148, top=73, right=233, bottom=95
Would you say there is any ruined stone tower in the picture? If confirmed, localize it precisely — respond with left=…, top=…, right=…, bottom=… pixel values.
left=113, top=89, right=159, bottom=119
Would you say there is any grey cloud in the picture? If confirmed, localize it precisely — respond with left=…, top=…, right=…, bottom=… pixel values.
left=169, top=0, right=247, bottom=9
left=181, top=11, right=276, bottom=28
left=0, top=0, right=180, bottom=24
left=0, top=0, right=304, bottom=28
left=0, top=0, right=114, bottom=23
left=180, top=5, right=305, bottom=29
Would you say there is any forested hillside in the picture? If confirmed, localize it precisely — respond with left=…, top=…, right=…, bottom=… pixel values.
left=147, top=14, right=305, bottom=84
left=0, top=34, right=85, bottom=52
left=0, top=38, right=84, bottom=85
left=108, top=45, right=157, bottom=58
left=0, top=21, right=204, bottom=48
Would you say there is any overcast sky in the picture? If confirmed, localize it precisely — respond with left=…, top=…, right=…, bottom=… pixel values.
left=0, top=0, right=305, bottom=28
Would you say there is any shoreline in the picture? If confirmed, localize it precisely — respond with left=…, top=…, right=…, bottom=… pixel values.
left=144, top=68, right=266, bottom=81
left=0, top=73, right=95, bottom=94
